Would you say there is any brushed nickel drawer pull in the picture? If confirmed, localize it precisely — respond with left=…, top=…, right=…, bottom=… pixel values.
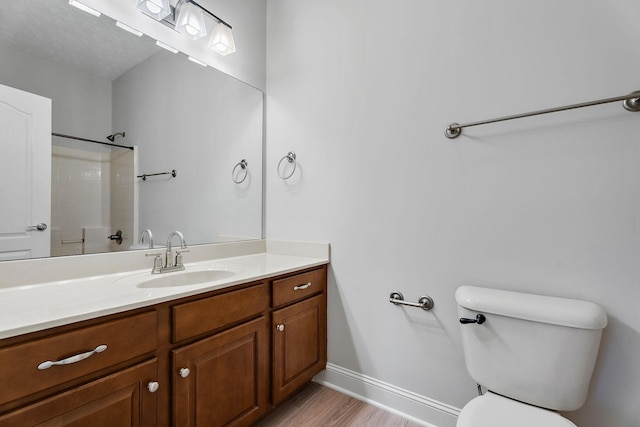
left=37, top=345, right=107, bottom=370
left=293, top=282, right=312, bottom=291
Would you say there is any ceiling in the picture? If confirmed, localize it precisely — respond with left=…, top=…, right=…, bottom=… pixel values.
left=0, top=0, right=160, bottom=81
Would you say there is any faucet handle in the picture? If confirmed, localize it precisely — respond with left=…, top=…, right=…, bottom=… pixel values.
left=175, top=249, right=190, bottom=267
left=145, top=252, right=164, bottom=257
left=145, top=252, right=164, bottom=273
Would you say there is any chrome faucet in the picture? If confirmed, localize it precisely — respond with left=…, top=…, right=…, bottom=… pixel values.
left=146, top=231, right=188, bottom=274
left=165, top=231, right=188, bottom=269
left=138, top=229, right=154, bottom=248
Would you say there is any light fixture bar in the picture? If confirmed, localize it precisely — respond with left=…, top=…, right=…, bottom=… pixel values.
left=116, top=21, right=144, bottom=37
left=68, top=0, right=101, bottom=17
left=154, top=1, right=232, bottom=31
left=187, top=0, right=232, bottom=29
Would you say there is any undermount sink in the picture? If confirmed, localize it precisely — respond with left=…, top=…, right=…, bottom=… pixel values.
left=136, top=268, right=237, bottom=288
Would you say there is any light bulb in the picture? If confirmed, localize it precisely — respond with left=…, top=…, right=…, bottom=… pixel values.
left=136, top=0, right=171, bottom=21
left=185, top=25, right=199, bottom=37
left=145, top=1, right=161, bottom=14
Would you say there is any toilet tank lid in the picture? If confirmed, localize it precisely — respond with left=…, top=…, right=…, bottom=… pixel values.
left=455, top=286, right=607, bottom=330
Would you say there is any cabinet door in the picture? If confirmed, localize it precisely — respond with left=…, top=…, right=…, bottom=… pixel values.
left=0, top=359, right=158, bottom=427
left=272, top=294, right=327, bottom=404
left=173, top=316, right=268, bottom=427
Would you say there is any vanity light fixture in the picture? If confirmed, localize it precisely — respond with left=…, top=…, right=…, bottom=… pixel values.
left=136, top=0, right=236, bottom=56
left=68, top=0, right=101, bottom=17
left=208, top=22, right=236, bottom=56
left=175, top=2, right=207, bottom=40
left=116, top=21, right=144, bottom=37
left=156, top=40, right=179, bottom=53
left=136, top=0, right=171, bottom=21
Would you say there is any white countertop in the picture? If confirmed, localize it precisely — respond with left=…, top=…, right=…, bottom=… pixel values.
left=0, top=242, right=329, bottom=339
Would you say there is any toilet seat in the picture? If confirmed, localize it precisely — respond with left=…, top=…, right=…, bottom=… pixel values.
left=456, top=392, right=577, bottom=427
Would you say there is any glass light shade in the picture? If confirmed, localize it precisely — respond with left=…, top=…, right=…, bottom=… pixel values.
left=208, top=23, right=236, bottom=56
left=175, top=3, right=207, bottom=40
left=136, top=0, right=171, bottom=21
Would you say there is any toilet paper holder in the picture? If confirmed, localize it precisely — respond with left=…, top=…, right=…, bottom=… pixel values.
left=389, top=291, right=434, bottom=311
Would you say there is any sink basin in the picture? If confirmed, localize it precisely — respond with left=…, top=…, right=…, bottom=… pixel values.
left=136, top=268, right=237, bottom=288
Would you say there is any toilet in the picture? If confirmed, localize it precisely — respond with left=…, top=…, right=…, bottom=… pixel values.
left=455, top=285, right=607, bottom=427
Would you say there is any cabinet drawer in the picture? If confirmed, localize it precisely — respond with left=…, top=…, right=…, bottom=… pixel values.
left=0, top=311, right=157, bottom=405
left=0, top=359, right=158, bottom=427
left=272, top=268, right=326, bottom=307
left=173, top=283, right=269, bottom=343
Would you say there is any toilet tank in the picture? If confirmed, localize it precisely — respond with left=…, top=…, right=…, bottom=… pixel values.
left=456, top=286, right=607, bottom=411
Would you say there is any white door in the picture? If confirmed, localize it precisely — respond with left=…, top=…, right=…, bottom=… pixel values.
left=0, top=84, right=51, bottom=260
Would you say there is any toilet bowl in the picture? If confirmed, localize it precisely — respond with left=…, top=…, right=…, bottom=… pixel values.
left=456, top=391, right=576, bottom=427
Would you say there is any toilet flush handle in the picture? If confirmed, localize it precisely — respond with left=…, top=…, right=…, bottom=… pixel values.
left=459, top=314, right=486, bottom=325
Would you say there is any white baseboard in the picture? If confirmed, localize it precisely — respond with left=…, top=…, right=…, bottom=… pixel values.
left=313, top=363, right=460, bottom=427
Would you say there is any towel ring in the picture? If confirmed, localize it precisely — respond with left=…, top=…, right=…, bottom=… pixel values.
left=277, top=152, right=297, bottom=180
left=232, top=159, right=248, bottom=184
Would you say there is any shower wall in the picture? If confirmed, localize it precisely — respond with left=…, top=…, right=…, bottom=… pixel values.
left=51, top=145, right=110, bottom=256
left=109, top=148, right=136, bottom=253
left=50, top=144, right=135, bottom=256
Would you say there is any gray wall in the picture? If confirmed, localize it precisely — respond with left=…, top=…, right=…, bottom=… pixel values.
left=0, top=44, right=111, bottom=140
left=265, top=1, right=640, bottom=426
left=113, top=50, right=263, bottom=245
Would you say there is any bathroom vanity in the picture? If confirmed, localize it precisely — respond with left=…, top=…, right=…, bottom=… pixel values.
left=0, top=242, right=328, bottom=426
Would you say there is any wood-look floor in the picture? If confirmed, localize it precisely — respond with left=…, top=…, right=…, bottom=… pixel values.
left=255, top=382, right=424, bottom=427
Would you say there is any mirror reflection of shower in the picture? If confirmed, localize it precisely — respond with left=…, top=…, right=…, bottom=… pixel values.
left=50, top=133, right=136, bottom=257
left=106, top=131, right=126, bottom=142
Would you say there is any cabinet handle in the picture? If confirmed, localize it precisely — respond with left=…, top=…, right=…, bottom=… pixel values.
left=147, top=381, right=160, bottom=393
left=179, top=368, right=191, bottom=378
left=293, top=282, right=312, bottom=291
left=276, top=324, right=285, bottom=332
left=37, top=345, right=107, bottom=370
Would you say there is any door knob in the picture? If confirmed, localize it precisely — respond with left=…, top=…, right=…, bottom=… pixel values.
left=147, top=381, right=160, bottom=393
left=179, top=368, right=190, bottom=378
left=26, top=223, right=47, bottom=231
left=276, top=324, right=285, bottom=332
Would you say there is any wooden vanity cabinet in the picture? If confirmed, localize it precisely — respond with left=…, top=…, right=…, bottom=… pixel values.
left=171, top=282, right=270, bottom=427
left=272, top=267, right=328, bottom=405
left=0, top=264, right=327, bottom=427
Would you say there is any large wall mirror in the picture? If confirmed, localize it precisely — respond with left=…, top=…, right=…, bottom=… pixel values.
left=0, top=0, right=263, bottom=261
